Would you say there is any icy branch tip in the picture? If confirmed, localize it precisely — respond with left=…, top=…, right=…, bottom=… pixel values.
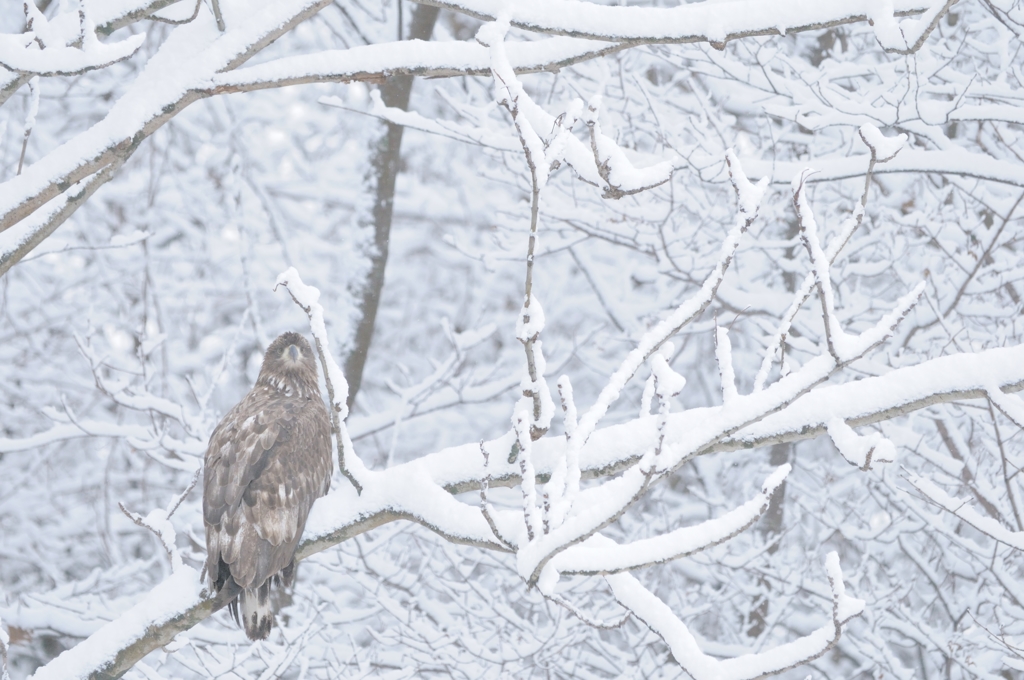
left=475, top=14, right=511, bottom=47
left=858, top=124, right=907, bottom=163
left=791, top=167, right=820, bottom=193
left=275, top=267, right=321, bottom=307
left=584, top=93, right=603, bottom=123
left=725, top=149, right=767, bottom=215
left=274, top=266, right=299, bottom=290
left=825, top=551, right=865, bottom=624
left=762, top=463, right=792, bottom=494
left=516, top=296, right=545, bottom=342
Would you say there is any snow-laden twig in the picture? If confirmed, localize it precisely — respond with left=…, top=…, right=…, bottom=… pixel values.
left=484, top=19, right=565, bottom=442
left=905, top=473, right=1024, bottom=551
left=606, top=548, right=863, bottom=680
left=557, top=375, right=578, bottom=439
left=513, top=412, right=541, bottom=542
left=275, top=267, right=366, bottom=494
left=751, top=206, right=861, bottom=391
left=793, top=170, right=847, bottom=363
left=826, top=418, right=896, bottom=470
left=479, top=441, right=515, bottom=550
left=73, top=332, right=204, bottom=438
left=543, top=376, right=578, bottom=530
left=545, top=592, right=631, bottom=630
left=985, top=384, right=1024, bottom=431
left=548, top=465, right=790, bottom=575
left=480, top=16, right=681, bottom=202
left=16, top=76, right=39, bottom=176
left=715, top=326, right=738, bottom=403
left=867, top=0, right=957, bottom=54
left=646, top=341, right=685, bottom=475
left=753, top=126, right=906, bottom=391
left=0, top=10, right=145, bottom=77
left=118, top=503, right=184, bottom=573
left=118, top=469, right=200, bottom=575
left=858, top=123, right=908, bottom=163
left=584, top=94, right=683, bottom=199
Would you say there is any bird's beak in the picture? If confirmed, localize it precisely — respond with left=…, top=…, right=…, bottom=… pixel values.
left=287, top=345, right=300, bottom=362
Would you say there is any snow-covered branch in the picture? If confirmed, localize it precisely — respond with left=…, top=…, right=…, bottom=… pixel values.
left=414, top=0, right=935, bottom=47
left=547, top=465, right=791, bottom=575
left=606, top=550, right=863, bottom=680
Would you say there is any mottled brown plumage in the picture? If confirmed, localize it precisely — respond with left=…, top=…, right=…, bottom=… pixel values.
left=203, top=332, right=332, bottom=640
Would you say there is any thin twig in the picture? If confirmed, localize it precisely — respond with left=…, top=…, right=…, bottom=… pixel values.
left=479, top=441, right=515, bottom=551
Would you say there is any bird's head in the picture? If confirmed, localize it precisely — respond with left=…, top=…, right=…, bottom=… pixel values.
left=257, top=332, right=319, bottom=394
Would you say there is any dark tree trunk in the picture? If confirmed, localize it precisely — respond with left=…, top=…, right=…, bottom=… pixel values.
left=343, top=4, right=441, bottom=410
left=746, top=217, right=799, bottom=639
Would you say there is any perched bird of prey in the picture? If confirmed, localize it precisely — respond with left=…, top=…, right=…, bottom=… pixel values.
left=203, top=332, right=332, bottom=640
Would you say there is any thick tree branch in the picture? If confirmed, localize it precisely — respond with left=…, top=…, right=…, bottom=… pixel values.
left=411, top=0, right=933, bottom=47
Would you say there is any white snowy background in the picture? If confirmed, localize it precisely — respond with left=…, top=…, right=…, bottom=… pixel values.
left=1, top=0, right=1023, bottom=678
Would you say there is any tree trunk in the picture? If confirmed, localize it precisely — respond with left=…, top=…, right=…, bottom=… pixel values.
left=343, top=3, right=441, bottom=410
left=747, top=216, right=799, bottom=638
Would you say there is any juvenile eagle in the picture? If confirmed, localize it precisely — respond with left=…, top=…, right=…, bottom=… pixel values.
left=203, top=332, right=332, bottom=640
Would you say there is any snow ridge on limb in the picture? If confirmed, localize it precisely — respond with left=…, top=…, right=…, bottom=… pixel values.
left=216, top=37, right=625, bottom=94
left=605, top=548, right=863, bottom=680
left=27, top=568, right=209, bottom=680
left=867, top=0, right=958, bottom=54
left=740, top=147, right=1024, bottom=188
left=826, top=418, right=896, bottom=470
left=0, top=3, right=146, bottom=77
left=275, top=267, right=366, bottom=493
left=0, top=156, right=129, bottom=277
left=413, top=0, right=935, bottom=46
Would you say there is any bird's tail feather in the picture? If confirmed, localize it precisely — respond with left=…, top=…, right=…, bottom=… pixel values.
left=240, top=582, right=274, bottom=640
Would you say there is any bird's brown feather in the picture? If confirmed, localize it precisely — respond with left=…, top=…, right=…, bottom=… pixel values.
left=202, top=332, right=332, bottom=639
